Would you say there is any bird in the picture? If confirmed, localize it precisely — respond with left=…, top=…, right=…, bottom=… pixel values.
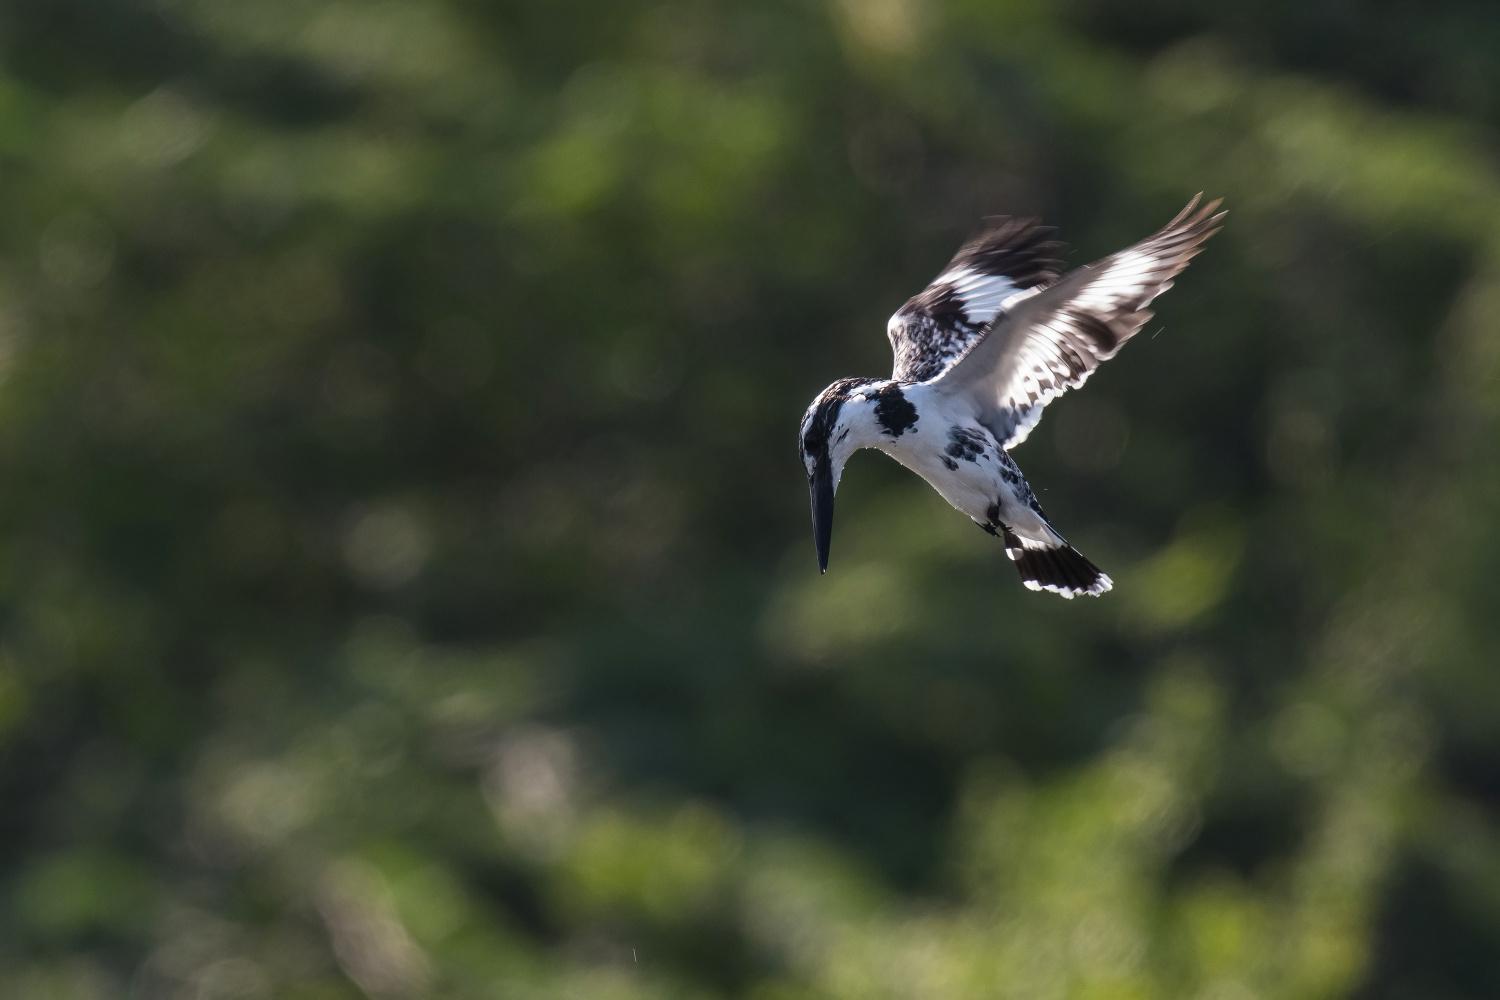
left=798, top=195, right=1223, bottom=597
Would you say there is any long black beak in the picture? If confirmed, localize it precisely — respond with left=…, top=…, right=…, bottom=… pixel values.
left=810, top=457, right=834, bottom=574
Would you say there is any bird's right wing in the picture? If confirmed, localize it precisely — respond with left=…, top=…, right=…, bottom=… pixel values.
left=886, top=217, right=1065, bottom=382
left=932, top=196, right=1224, bottom=448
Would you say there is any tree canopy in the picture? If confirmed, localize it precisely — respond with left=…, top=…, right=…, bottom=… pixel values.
left=2, top=0, right=1500, bottom=998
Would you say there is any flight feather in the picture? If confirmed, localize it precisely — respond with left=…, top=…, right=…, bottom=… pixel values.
left=934, top=195, right=1224, bottom=448
left=887, top=218, right=1065, bottom=382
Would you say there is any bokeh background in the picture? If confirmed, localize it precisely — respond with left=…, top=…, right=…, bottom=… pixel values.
left=3, top=0, right=1500, bottom=997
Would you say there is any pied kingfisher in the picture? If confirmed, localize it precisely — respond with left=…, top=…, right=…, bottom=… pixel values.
left=800, top=196, right=1223, bottom=597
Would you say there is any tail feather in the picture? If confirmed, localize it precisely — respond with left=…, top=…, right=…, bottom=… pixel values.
left=1001, top=528, right=1111, bottom=598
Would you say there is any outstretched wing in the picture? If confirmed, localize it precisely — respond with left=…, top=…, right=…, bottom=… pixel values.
left=933, top=196, right=1224, bottom=448
left=887, top=218, right=1065, bottom=382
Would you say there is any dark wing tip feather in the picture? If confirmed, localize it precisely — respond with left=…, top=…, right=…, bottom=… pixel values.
left=1114, top=195, right=1224, bottom=304
left=946, top=216, right=1067, bottom=289
left=1157, top=195, right=1226, bottom=248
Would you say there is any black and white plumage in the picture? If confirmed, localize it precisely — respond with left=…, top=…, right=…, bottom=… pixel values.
left=800, top=196, right=1224, bottom=597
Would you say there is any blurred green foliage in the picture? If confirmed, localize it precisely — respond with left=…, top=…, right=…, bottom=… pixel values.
left=1, top=0, right=1500, bottom=997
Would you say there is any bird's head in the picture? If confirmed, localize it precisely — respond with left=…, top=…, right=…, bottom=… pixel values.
left=798, top=377, right=892, bottom=574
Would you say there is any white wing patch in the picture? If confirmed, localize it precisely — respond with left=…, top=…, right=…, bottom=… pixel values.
left=941, top=267, right=1020, bottom=327
left=1067, top=250, right=1164, bottom=315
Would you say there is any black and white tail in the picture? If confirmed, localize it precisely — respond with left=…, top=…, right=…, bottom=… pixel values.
left=1001, top=529, right=1112, bottom=598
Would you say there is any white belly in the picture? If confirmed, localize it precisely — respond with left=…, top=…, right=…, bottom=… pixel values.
left=884, top=433, right=995, bottom=520
left=878, top=418, right=1056, bottom=541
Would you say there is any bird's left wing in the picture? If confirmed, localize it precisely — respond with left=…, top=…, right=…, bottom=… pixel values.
left=887, top=218, right=1065, bottom=382
left=933, top=196, right=1224, bottom=448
